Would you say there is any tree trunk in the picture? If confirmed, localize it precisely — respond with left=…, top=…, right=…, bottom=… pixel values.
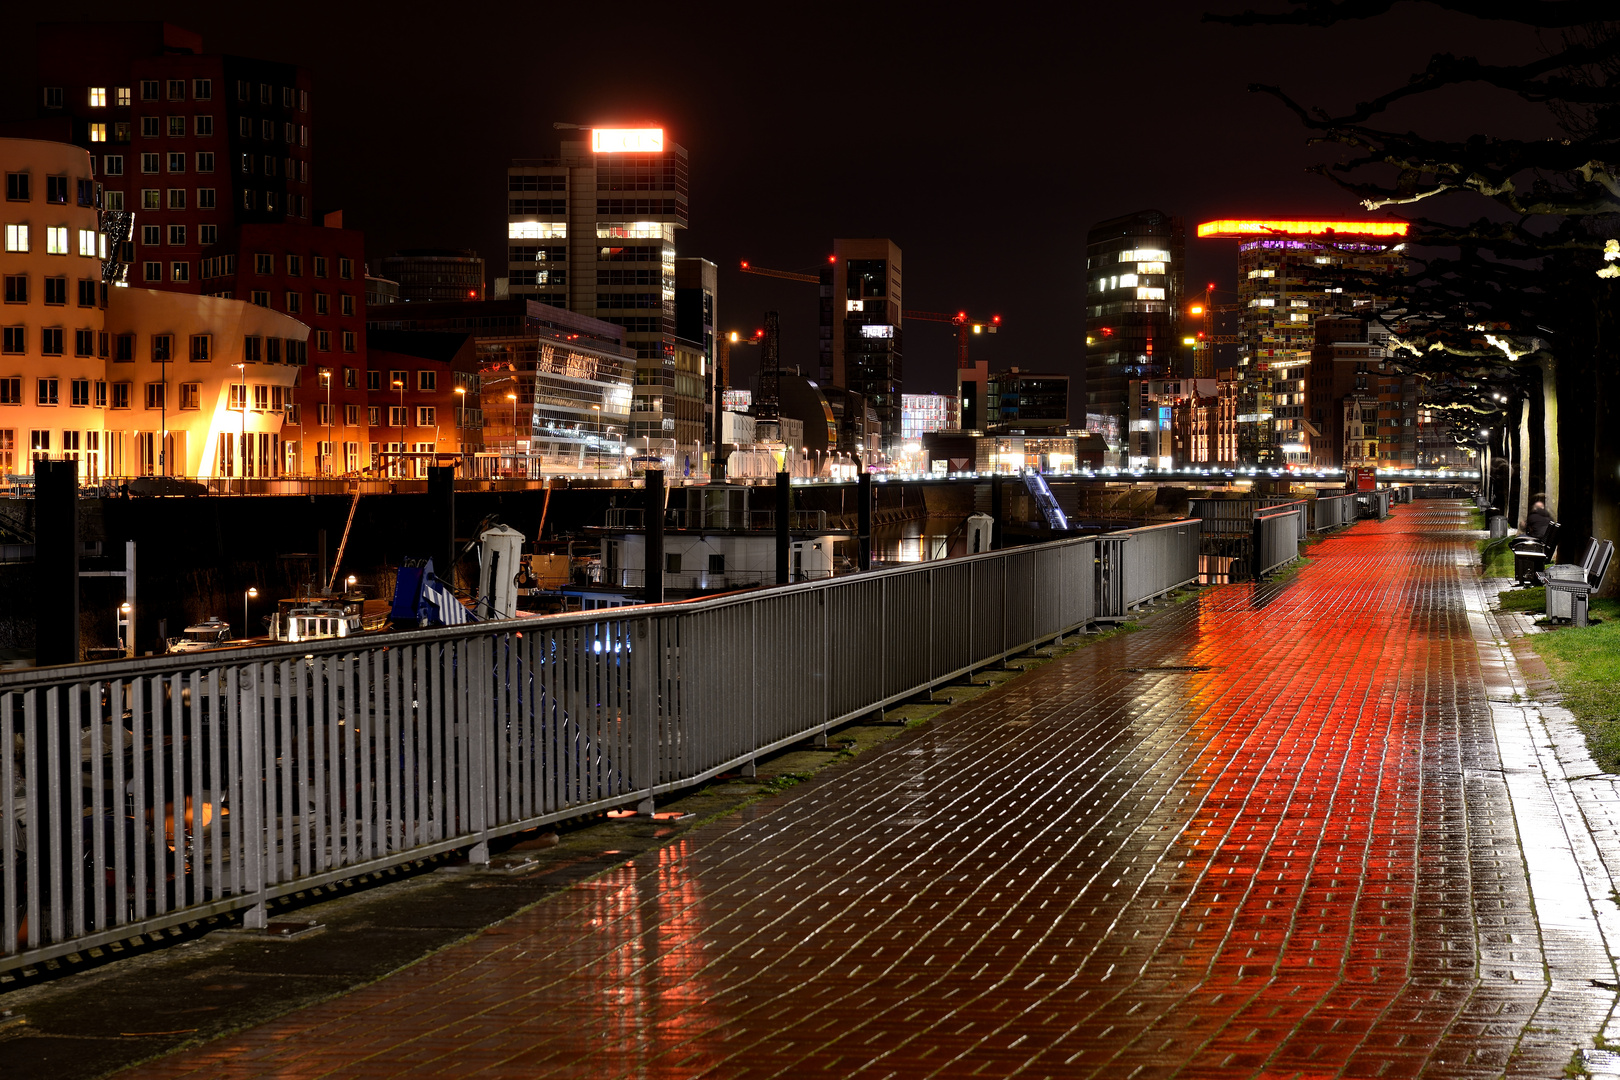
left=1557, top=337, right=1595, bottom=561
left=1503, top=396, right=1516, bottom=531
left=1542, top=355, right=1560, bottom=518
left=1527, top=369, right=1547, bottom=512
left=1593, top=285, right=1620, bottom=596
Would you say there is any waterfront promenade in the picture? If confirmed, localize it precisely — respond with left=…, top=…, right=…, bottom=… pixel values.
left=114, top=501, right=1620, bottom=1078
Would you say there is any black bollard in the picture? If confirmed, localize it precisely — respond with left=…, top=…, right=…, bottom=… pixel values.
left=35, top=460, right=80, bottom=665
left=644, top=468, right=664, bottom=603
left=776, top=470, right=791, bottom=585
left=428, top=465, right=455, bottom=588
left=858, top=471, right=872, bottom=571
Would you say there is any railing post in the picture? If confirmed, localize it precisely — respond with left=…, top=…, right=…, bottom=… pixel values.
left=466, top=635, right=491, bottom=865
left=241, top=663, right=268, bottom=929
left=631, top=617, right=657, bottom=815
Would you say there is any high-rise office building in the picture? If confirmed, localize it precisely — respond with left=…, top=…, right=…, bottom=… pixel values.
left=505, top=127, right=695, bottom=463
left=1085, top=211, right=1184, bottom=462
left=675, top=257, right=717, bottom=453
left=1196, top=219, right=1408, bottom=465
left=24, top=23, right=314, bottom=294
left=817, top=239, right=903, bottom=452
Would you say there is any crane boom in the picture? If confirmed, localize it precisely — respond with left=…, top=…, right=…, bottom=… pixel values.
left=739, top=262, right=819, bottom=284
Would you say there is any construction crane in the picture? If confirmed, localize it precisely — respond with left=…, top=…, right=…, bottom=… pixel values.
left=1188, top=284, right=1241, bottom=377
left=738, top=260, right=1003, bottom=430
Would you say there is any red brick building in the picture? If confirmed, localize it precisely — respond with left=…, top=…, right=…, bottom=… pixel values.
left=207, top=217, right=369, bottom=473
left=27, top=23, right=314, bottom=293
left=366, top=331, right=483, bottom=476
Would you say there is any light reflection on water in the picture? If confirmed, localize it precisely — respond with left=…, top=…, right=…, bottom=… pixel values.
left=869, top=516, right=967, bottom=565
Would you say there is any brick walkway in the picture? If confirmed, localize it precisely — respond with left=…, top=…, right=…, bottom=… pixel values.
left=117, top=501, right=1620, bottom=1079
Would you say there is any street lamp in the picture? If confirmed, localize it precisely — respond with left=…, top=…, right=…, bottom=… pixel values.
left=244, top=586, right=258, bottom=640
left=506, top=392, right=518, bottom=474
left=393, top=378, right=406, bottom=478
left=320, top=368, right=332, bottom=475
left=118, top=600, right=132, bottom=657
left=235, top=361, right=247, bottom=493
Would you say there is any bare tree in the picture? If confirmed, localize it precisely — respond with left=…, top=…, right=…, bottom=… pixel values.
left=1210, top=1, right=1620, bottom=564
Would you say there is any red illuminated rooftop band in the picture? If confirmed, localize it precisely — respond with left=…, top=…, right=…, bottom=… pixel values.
left=1196, top=219, right=1410, bottom=239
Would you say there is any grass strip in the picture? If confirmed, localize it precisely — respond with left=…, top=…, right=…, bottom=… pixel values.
left=1519, top=597, right=1620, bottom=773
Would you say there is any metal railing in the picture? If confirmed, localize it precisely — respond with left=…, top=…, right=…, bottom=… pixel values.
left=1356, top=489, right=1392, bottom=519
left=1311, top=493, right=1357, bottom=531
left=1253, top=506, right=1303, bottom=578
left=1, top=521, right=1198, bottom=973
left=602, top=508, right=831, bottom=532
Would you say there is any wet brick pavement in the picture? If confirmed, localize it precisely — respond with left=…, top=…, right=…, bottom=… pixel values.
left=113, top=501, right=1620, bottom=1078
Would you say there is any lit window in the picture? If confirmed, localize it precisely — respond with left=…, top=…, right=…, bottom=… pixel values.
left=1135, top=287, right=1166, bottom=300
left=1136, top=262, right=1165, bottom=275
left=115, top=87, right=130, bottom=106
left=78, top=230, right=97, bottom=256
left=1290, top=299, right=1309, bottom=307
left=46, top=227, right=67, bottom=254
left=89, top=123, right=106, bottom=143
left=171, top=261, right=189, bottom=282
left=1247, top=268, right=1275, bottom=279
left=595, top=222, right=661, bottom=240
left=1118, top=273, right=1139, bottom=288
left=1118, top=249, right=1170, bottom=262
left=3, top=225, right=27, bottom=253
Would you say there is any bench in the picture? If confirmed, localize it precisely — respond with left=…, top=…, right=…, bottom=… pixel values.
left=1542, top=537, right=1614, bottom=627
left=1512, top=520, right=1563, bottom=585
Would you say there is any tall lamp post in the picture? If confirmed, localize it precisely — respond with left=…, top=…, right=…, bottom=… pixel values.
left=321, top=368, right=332, bottom=475
left=235, top=361, right=247, bottom=494
left=243, top=586, right=258, bottom=640
left=393, top=378, right=406, bottom=478
left=506, top=391, right=518, bottom=476
left=454, top=385, right=466, bottom=474
left=159, top=343, right=168, bottom=477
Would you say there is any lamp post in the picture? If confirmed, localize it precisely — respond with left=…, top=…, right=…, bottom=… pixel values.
left=346, top=574, right=356, bottom=596
left=393, top=378, right=406, bottom=478
left=506, top=391, right=518, bottom=475
left=159, top=344, right=168, bottom=477
left=321, top=368, right=332, bottom=475
left=118, top=600, right=131, bottom=657
left=454, top=385, right=466, bottom=472
left=243, top=586, right=258, bottom=640
left=235, top=361, right=247, bottom=494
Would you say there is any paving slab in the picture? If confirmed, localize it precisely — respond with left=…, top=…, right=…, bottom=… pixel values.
left=34, top=500, right=1620, bottom=1077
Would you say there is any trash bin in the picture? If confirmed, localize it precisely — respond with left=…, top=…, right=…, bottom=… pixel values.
left=1545, top=564, right=1592, bottom=626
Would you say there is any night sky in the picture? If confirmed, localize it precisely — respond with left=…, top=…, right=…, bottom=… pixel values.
left=0, top=2, right=1557, bottom=410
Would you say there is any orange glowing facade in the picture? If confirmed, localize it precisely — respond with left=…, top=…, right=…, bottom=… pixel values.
left=1196, top=220, right=1410, bottom=239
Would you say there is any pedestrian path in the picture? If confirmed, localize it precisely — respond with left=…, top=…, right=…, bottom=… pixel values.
left=116, top=501, right=1620, bottom=1078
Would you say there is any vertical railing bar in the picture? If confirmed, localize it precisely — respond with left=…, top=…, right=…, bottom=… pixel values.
left=67, top=683, right=86, bottom=939
left=23, top=691, right=41, bottom=948
left=130, top=677, right=148, bottom=925
left=111, top=678, right=128, bottom=924
left=1, top=692, right=16, bottom=953
left=358, top=651, right=374, bottom=859
left=88, top=680, right=109, bottom=932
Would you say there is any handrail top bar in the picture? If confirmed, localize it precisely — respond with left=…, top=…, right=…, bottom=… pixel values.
left=0, top=520, right=1198, bottom=689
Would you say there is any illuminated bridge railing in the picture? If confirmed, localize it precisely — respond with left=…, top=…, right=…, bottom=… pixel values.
left=0, top=522, right=1198, bottom=974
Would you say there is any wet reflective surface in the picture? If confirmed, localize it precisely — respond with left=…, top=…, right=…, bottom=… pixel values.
left=120, top=502, right=1617, bottom=1078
